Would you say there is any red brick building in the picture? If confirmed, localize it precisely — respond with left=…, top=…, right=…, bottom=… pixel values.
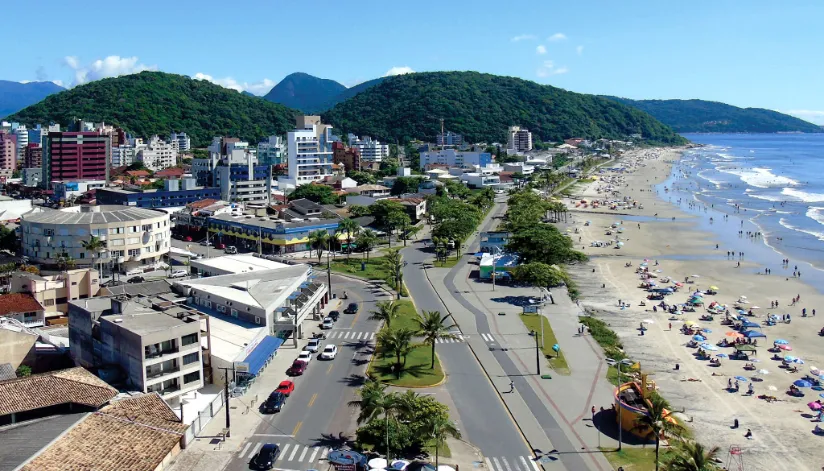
left=24, top=143, right=42, bottom=168
left=332, top=141, right=361, bottom=171
left=43, top=132, right=110, bottom=186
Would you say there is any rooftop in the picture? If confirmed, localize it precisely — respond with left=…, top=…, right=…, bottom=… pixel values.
left=101, top=311, right=195, bottom=336
left=21, top=393, right=187, bottom=471
left=0, top=293, right=43, bottom=316
left=0, top=412, right=88, bottom=471
left=211, top=212, right=339, bottom=230
left=191, top=253, right=288, bottom=274
left=177, top=264, right=312, bottom=310
left=99, top=280, right=174, bottom=298
left=0, top=367, right=118, bottom=417
left=201, top=314, right=266, bottom=363
left=22, top=206, right=167, bottom=225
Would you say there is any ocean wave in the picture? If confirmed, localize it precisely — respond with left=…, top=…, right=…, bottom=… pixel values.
left=744, top=189, right=785, bottom=202
left=718, top=167, right=799, bottom=189
left=697, top=170, right=724, bottom=188
left=806, top=207, right=824, bottom=226
left=781, top=188, right=824, bottom=203
left=780, top=217, right=824, bottom=241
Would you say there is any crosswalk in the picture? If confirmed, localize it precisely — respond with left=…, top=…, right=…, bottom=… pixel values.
left=325, top=331, right=375, bottom=340
left=485, top=456, right=543, bottom=471
left=435, top=333, right=498, bottom=344
left=322, top=330, right=499, bottom=344
left=237, top=442, right=329, bottom=465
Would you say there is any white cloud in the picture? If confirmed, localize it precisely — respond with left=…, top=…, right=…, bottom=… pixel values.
left=511, top=34, right=536, bottom=42
left=576, top=45, right=584, bottom=56
left=536, top=45, right=547, bottom=55
left=384, top=66, right=415, bottom=77
left=52, top=80, right=64, bottom=87
left=63, top=55, right=157, bottom=86
left=19, top=80, right=31, bottom=84
left=536, top=60, right=568, bottom=78
left=784, top=110, right=824, bottom=125
left=548, top=33, right=567, bottom=42
left=193, top=73, right=276, bottom=95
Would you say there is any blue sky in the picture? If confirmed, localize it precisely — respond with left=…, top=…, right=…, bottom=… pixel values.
left=7, top=0, right=824, bottom=124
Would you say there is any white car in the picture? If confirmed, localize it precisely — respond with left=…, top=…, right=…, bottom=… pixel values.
left=320, top=344, right=338, bottom=360
left=320, top=318, right=334, bottom=330
left=304, top=338, right=321, bottom=353
left=297, top=351, right=313, bottom=364
left=169, top=270, right=188, bottom=278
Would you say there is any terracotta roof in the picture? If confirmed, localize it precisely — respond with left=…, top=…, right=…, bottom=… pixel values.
left=22, top=393, right=187, bottom=471
left=187, top=198, right=219, bottom=210
left=0, top=293, right=44, bottom=316
left=0, top=367, right=117, bottom=416
left=154, top=168, right=185, bottom=178
left=498, top=172, right=514, bottom=182
left=126, top=170, right=150, bottom=177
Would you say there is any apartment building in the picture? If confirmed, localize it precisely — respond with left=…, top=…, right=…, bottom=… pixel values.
left=137, top=136, right=178, bottom=171
left=257, top=135, right=284, bottom=166
left=332, top=141, right=361, bottom=171
left=11, top=268, right=100, bottom=315
left=436, top=131, right=463, bottom=147
left=42, top=132, right=111, bottom=187
left=0, top=130, right=16, bottom=178
left=0, top=293, right=46, bottom=327
left=284, top=116, right=334, bottom=187
left=111, top=144, right=138, bottom=167
left=13, top=125, right=28, bottom=156
left=170, top=132, right=191, bottom=152
left=23, top=143, right=41, bottom=168
left=507, top=126, right=533, bottom=153
left=418, top=148, right=492, bottom=170
left=215, top=161, right=271, bottom=205
left=348, top=134, right=389, bottom=163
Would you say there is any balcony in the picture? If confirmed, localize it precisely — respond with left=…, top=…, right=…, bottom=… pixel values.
left=146, top=365, right=180, bottom=379
left=144, top=347, right=179, bottom=359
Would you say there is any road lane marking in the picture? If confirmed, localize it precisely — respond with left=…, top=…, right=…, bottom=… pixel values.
left=529, top=457, right=541, bottom=471
left=249, top=442, right=262, bottom=459
left=239, top=442, right=251, bottom=457
left=321, top=448, right=329, bottom=460
left=280, top=443, right=291, bottom=457
left=345, top=332, right=352, bottom=339
left=307, top=393, right=317, bottom=407
left=308, top=447, right=320, bottom=462
left=357, top=332, right=364, bottom=339
left=519, top=456, right=529, bottom=471
left=501, top=457, right=513, bottom=471
left=253, top=434, right=294, bottom=437
left=485, top=458, right=495, bottom=471
left=288, top=444, right=300, bottom=461
left=327, top=332, right=337, bottom=339
left=298, top=446, right=309, bottom=462
left=326, top=364, right=334, bottom=374
left=492, top=457, right=503, bottom=471
left=370, top=332, right=375, bottom=339
left=291, top=421, right=302, bottom=436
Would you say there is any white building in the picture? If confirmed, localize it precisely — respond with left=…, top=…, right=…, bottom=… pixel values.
left=13, top=125, right=28, bottom=156
left=283, top=116, right=334, bottom=187
left=436, top=131, right=463, bottom=147
left=111, top=144, right=138, bottom=167
left=348, top=134, right=389, bottom=163
left=170, top=132, right=191, bottom=152
left=137, top=136, right=178, bottom=171
left=257, top=135, right=284, bottom=166
left=507, top=126, right=533, bottom=153
left=189, top=253, right=288, bottom=277
left=418, top=149, right=493, bottom=170
left=503, top=162, right=535, bottom=175
left=461, top=172, right=501, bottom=189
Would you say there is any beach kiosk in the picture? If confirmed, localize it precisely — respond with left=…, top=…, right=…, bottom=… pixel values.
left=614, top=372, right=676, bottom=438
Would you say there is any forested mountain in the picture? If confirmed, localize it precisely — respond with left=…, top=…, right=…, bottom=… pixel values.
left=604, top=97, right=821, bottom=133
left=0, top=80, right=65, bottom=117
left=263, top=72, right=347, bottom=113
left=7, top=71, right=297, bottom=146
left=323, top=72, right=686, bottom=145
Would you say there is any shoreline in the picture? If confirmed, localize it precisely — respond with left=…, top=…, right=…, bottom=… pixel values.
left=562, top=147, right=823, bottom=471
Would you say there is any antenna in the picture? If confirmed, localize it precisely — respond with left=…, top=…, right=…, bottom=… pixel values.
left=440, top=118, right=444, bottom=146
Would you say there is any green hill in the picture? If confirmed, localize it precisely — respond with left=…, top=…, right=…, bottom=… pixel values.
left=323, top=71, right=686, bottom=145
left=604, top=97, right=821, bottom=133
left=6, top=71, right=298, bottom=146
left=263, top=72, right=347, bottom=113
left=0, top=80, right=65, bottom=118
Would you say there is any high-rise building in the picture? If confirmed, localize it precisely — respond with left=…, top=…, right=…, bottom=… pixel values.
left=170, top=132, right=191, bottom=152
left=332, top=141, right=361, bottom=172
left=24, top=143, right=42, bottom=168
left=27, top=124, right=51, bottom=147
left=13, top=125, right=28, bottom=156
left=348, top=134, right=389, bottom=163
left=111, top=144, right=138, bottom=167
left=436, top=131, right=463, bottom=147
left=0, top=131, right=16, bottom=178
left=137, top=136, right=178, bottom=171
left=418, top=149, right=492, bottom=170
left=257, top=135, right=284, bottom=166
left=284, top=116, right=334, bottom=187
left=42, top=132, right=111, bottom=187
left=507, top=126, right=533, bottom=153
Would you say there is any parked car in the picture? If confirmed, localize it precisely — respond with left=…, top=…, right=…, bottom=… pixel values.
left=304, top=338, right=321, bottom=353
left=321, top=317, right=334, bottom=330
left=214, top=243, right=226, bottom=249
left=275, top=380, right=294, bottom=397
left=200, top=240, right=212, bottom=246
left=224, top=245, right=238, bottom=254
left=287, top=360, right=307, bottom=376
left=319, top=344, right=338, bottom=360
left=250, top=443, right=280, bottom=470
left=261, top=391, right=287, bottom=413
left=297, top=351, right=313, bottom=364
left=184, top=236, right=193, bottom=242
left=344, top=303, right=359, bottom=314
left=127, top=276, right=145, bottom=284
left=169, top=269, right=188, bottom=278
left=328, top=310, right=340, bottom=321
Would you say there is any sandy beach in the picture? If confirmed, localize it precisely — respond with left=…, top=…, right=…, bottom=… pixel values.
left=563, top=148, right=824, bottom=471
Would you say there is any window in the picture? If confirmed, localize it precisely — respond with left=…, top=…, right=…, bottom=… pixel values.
left=71, top=281, right=77, bottom=285
left=182, top=352, right=199, bottom=365
left=127, top=237, right=140, bottom=245
left=44, top=299, right=55, bottom=306
left=128, top=248, right=140, bottom=257
left=79, top=253, right=85, bottom=258
left=181, top=333, right=198, bottom=346
left=231, top=309, right=238, bottom=318
left=216, top=305, right=226, bottom=313
left=56, top=297, right=67, bottom=305
left=255, top=316, right=261, bottom=325
left=110, top=239, right=124, bottom=247
left=183, top=371, right=200, bottom=384
left=128, top=226, right=138, bottom=233
left=43, top=229, right=54, bottom=236
left=142, top=224, right=152, bottom=231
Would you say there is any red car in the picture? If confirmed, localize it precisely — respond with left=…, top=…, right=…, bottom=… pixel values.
left=276, top=380, right=295, bottom=396
left=184, top=236, right=193, bottom=242
left=214, top=243, right=226, bottom=249
left=287, top=360, right=306, bottom=376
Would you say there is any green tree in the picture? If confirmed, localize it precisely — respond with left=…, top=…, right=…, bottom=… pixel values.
left=370, top=200, right=406, bottom=232
left=336, top=218, right=361, bottom=259
left=511, top=262, right=566, bottom=289
left=378, top=328, right=414, bottom=379
left=384, top=249, right=405, bottom=295
left=414, top=310, right=455, bottom=369
left=56, top=253, right=78, bottom=271
left=347, top=204, right=371, bottom=217
left=348, top=379, right=398, bottom=457
left=428, top=413, right=462, bottom=467
left=348, top=171, right=377, bottom=185
left=355, top=229, right=378, bottom=262
left=632, top=394, right=685, bottom=471
left=15, top=365, right=32, bottom=377
left=391, top=176, right=424, bottom=196
left=127, top=161, right=148, bottom=171
left=288, top=185, right=337, bottom=204
left=369, top=300, right=401, bottom=329
left=0, top=225, right=19, bottom=251
left=506, top=225, right=586, bottom=265
left=662, top=440, right=721, bottom=471
left=81, top=236, right=107, bottom=278
left=386, top=211, right=410, bottom=248
left=308, top=230, right=329, bottom=263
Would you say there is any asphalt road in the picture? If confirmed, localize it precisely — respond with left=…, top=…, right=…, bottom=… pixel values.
left=224, top=275, right=389, bottom=471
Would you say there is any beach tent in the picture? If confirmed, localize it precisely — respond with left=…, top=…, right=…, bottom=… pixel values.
left=735, top=344, right=757, bottom=353
left=742, top=330, right=766, bottom=338
left=741, top=321, right=760, bottom=329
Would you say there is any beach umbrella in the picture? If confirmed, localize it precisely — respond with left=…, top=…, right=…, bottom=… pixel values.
left=692, top=275, right=701, bottom=278
left=699, top=343, right=713, bottom=349
left=784, top=355, right=797, bottom=362
left=742, top=330, right=766, bottom=338
left=369, top=458, right=389, bottom=469
left=391, top=461, right=409, bottom=471
left=820, top=393, right=824, bottom=399
left=779, top=345, right=792, bottom=351
left=675, top=282, right=683, bottom=287
left=740, top=295, right=748, bottom=299
left=774, top=339, right=789, bottom=345
left=703, top=328, right=712, bottom=333
left=709, top=285, right=719, bottom=290
left=741, top=321, right=760, bottom=328
left=734, top=376, right=749, bottom=382
left=768, top=385, right=778, bottom=391
left=811, top=366, right=821, bottom=374
left=704, top=345, right=719, bottom=351
left=664, top=288, right=674, bottom=293
left=794, top=379, right=813, bottom=388
left=757, top=369, right=770, bottom=375
left=793, top=358, right=805, bottom=365
left=808, top=402, right=823, bottom=411
left=642, top=319, right=654, bottom=324
left=726, top=331, right=744, bottom=338
left=717, top=353, right=728, bottom=358
left=693, top=335, right=706, bottom=341
left=751, top=306, right=761, bottom=309
left=437, top=466, right=457, bottom=471
left=685, top=321, right=697, bottom=326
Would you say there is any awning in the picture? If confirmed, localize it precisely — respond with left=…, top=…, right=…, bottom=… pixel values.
left=243, top=335, right=284, bottom=376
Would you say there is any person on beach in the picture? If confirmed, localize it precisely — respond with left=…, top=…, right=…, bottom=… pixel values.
left=745, top=429, right=753, bottom=439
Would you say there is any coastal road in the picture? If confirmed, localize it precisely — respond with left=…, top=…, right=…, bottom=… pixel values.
left=223, top=276, right=390, bottom=471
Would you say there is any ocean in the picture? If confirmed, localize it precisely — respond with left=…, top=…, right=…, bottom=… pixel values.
left=657, top=133, right=824, bottom=289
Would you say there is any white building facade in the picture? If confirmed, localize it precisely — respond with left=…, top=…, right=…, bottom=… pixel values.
left=348, top=134, right=389, bottom=163
left=284, top=116, right=334, bottom=187
left=137, top=136, right=178, bottom=171
left=257, top=135, right=284, bottom=166
left=418, top=149, right=492, bottom=170
left=170, top=132, right=191, bottom=152
left=112, top=144, right=138, bottom=167
left=507, top=126, right=533, bottom=153
left=13, top=125, right=28, bottom=156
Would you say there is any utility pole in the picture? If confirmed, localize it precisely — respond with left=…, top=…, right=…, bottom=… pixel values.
left=531, top=330, right=541, bottom=376
left=217, top=367, right=233, bottom=437
left=326, top=249, right=332, bottom=297
left=617, top=361, right=623, bottom=451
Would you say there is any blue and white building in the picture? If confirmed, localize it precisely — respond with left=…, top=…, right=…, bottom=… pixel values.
left=419, top=149, right=492, bottom=170
left=282, top=116, right=334, bottom=188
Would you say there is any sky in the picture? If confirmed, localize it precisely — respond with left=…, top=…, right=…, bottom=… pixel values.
left=7, top=0, right=824, bottom=124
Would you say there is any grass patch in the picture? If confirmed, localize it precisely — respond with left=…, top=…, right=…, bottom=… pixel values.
left=368, top=343, right=445, bottom=387
left=519, top=313, right=570, bottom=375
left=331, top=256, right=407, bottom=296
left=598, top=447, right=674, bottom=471
left=386, top=300, right=420, bottom=332
left=432, top=258, right=459, bottom=268
left=422, top=441, right=451, bottom=459
left=579, top=315, right=626, bottom=362
left=606, top=365, right=636, bottom=386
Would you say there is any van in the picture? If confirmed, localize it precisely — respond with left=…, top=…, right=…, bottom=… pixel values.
left=224, top=246, right=238, bottom=254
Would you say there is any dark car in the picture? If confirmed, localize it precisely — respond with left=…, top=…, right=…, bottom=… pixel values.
left=261, top=391, right=287, bottom=413
left=127, top=276, right=145, bottom=284
left=287, top=360, right=307, bottom=376
left=250, top=443, right=280, bottom=470
left=328, top=310, right=340, bottom=321
left=344, top=303, right=359, bottom=314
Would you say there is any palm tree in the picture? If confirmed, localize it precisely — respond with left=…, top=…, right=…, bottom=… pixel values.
left=369, top=300, right=401, bottom=329
left=385, top=249, right=404, bottom=297
left=81, top=236, right=107, bottom=278
left=428, top=413, right=462, bottom=467
left=662, top=440, right=721, bottom=471
left=336, top=218, right=361, bottom=259
left=414, top=310, right=456, bottom=369
left=308, top=230, right=329, bottom=264
left=57, top=253, right=77, bottom=271
left=631, top=394, right=685, bottom=471
left=378, top=328, right=414, bottom=378
left=347, top=379, right=396, bottom=458
left=356, top=229, right=378, bottom=262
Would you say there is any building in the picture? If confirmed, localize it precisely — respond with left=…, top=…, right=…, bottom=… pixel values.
left=42, top=132, right=111, bottom=187
left=23, top=143, right=41, bottom=168
left=507, top=126, right=533, bottom=153
left=284, top=115, right=334, bottom=187
left=461, top=172, right=501, bottom=189
left=13, top=125, right=28, bottom=156
left=20, top=205, right=171, bottom=273
left=436, top=131, right=463, bottom=147
left=170, top=131, right=191, bottom=152
left=332, top=141, right=360, bottom=172
left=503, top=162, right=535, bottom=175
left=96, top=184, right=221, bottom=209
left=189, top=253, right=288, bottom=278
left=51, top=180, right=106, bottom=202
left=348, top=134, right=389, bottom=163
left=10, top=268, right=100, bottom=315
left=0, top=195, right=33, bottom=220
left=418, top=149, right=492, bottom=170
left=386, top=196, right=427, bottom=222
left=21, top=168, right=42, bottom=187
left=479, top=231, right=511, bottom=253
left=137, top=136, right=178, bottom=171
left=26, top=124, right=53, bottom=147
left=215, top=161, right=271, bottom=204
left=257, top=135, right=284, bottom=166
left=0, top=130, right=15, bottom=179
left=0, top=293, right=46, bottom=327
left=111, top=144, right=138, bottom=167
left=68, top=296, right=205, bottom=400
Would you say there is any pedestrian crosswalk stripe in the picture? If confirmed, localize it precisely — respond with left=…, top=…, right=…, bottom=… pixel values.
left=239, top=442, right=251, bottom=458
left=308, top=447, right=320, bottom=462
left=370, top=332, right=375, bottom=339
left=320, top=448, right=329, bottom=460
left=481, top=457, right=538, bottom=471
left=248, top=443, right=262, bottom=459
left=481, top=333, right=496, bottom=342
left=485, top=458, right=494, bottom=471
left=280, top=444, right=290, bottom=458
left=492, top=457, right=503, bottom=471
left=529, top=457, right=541, bottom=471
left=501, top=456, right=513, bottom=471
left=519, top=456, right=529, bottom=471
left=238, top=443, right=333, bottom=462
left=288, top=443, right=300, bottom=461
